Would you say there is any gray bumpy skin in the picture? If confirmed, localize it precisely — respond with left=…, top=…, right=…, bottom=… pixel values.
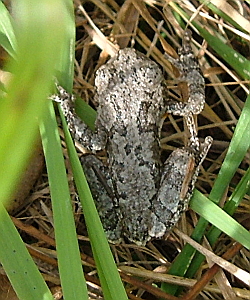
left=53, top=31, right=212, bottom=245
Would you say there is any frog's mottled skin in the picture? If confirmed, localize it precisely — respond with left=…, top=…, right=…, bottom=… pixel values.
left=54, top=31, right=212, bottom=245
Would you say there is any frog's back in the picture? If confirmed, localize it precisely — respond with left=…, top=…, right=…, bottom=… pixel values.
left=94, top=48, right=166, bottom=244
left=95, top=48, right=165, bottom=131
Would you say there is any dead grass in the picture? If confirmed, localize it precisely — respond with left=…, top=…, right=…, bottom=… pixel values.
left=6, top=1, right=250, bottom=299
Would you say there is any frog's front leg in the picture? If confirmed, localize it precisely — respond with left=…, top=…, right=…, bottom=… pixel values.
left=164, top=30, right=205, bottom=116
left=52, top=85, right=106, bottom=152
left=150, top=114, right=213, bottom=238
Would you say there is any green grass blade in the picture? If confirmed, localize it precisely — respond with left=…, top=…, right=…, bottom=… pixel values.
left=0, top=0, right=70, bottom=212
left=75, top=96, right=96, bottom=131
left=169, top=3, right=250, bottom=80
left=0, top=1, right=74, bottom=299
left=59, top=110, right=128, bottom=300
left=38, top=1, right=89, bottom=299
left=40, top=102, right=88, bottom=300
left=185, top=166, right=250, bottom=277
left=211, top=165, right=250, bottom=228
left=0, top=205, right=54, bottom=300
left=191, top=190, right=250, bottom=250
left=197, top=26, right=250, bottom=80
left=198, top=0, right=247, bottom=33
left=163, top=94, right=250, bottom=293
left=53, top=2, right=75, bottom=90
left=209, top=94, right=250, bottom=202
left=0, top=2, right=16, bottom=56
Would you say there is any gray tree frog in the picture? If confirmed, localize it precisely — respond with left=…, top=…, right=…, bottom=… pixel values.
left=53, top=31, right=212, bottom=245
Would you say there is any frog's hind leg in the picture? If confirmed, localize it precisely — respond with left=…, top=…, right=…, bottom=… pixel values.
left=150, top=114, right=212, bottom=239
left=150, top=147, right=197, bottom=238
left=81, top=154, right=123, bottom=243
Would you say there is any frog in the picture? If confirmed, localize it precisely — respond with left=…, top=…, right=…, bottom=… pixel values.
left=53, top=31, right=212, bottom=246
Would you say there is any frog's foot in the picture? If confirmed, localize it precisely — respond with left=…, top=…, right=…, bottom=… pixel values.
left=185, top=113, right=213, bottom=166
left=165, top=30, right=205, bottom=116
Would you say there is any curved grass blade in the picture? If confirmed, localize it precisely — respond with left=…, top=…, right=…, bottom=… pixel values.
left=0, top=1, right=71, bottom=299
left=197, top=26, right=250, bottom=80
left=59, top=108, right=128, bottom=300
left=198, top=0, right=248, bottom=33
left=163, top=94, right=250, bottom=295
left=0, top=2, right=16, bottom=57
left=169, top=2, right=250, bottom=80
left=191, top=190, right=250, bottom=251
left=0, top=206, right=54, bottom=300
left=185, top=167, right=250, bottom=277
left=160, top=7, right=250, bottom=294
left=38, top=1, right=89, bottom=298
left=40, top=102, right=88, bottom=300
